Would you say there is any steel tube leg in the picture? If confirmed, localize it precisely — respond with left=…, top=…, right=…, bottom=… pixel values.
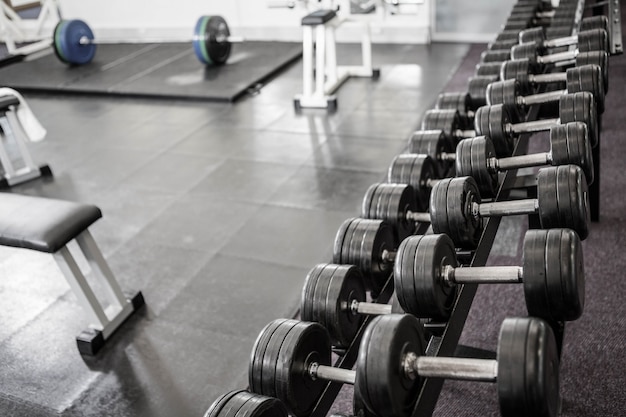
left=302, top=26, right=314, bottom=99
left=315, top=24, right=326, bottom=98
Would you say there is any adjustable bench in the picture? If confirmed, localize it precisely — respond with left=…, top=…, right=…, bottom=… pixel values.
left=0, top=193, right=144, bottom=355
left=0, top=94, right=52, bottom=188
left=295, top=8, right=379, bottom=111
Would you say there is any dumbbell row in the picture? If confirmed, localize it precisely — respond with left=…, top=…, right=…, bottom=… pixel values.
left=249, top=315, right=560, bottom=417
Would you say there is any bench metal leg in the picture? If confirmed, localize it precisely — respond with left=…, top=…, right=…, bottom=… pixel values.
left=53, top=230, right=144, bottom=355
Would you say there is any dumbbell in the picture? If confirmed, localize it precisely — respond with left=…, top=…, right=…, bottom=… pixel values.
left=429, top=165, right=589, bottom=249
left=455, top=122, right=593, bottom=197
left=435, top=92, right=474, bottom=129
left=406, top=130, right=456, bottom=175
left=510, top=29, right=609, bottom=70
left=421, top=109, right=476, bottom=145
left=468, top=75, right=500, bottom=109
left=487, top=64, right=605, bottom=115
left=332, top=218, right=398, bottom=295
left=388, top=154, right=440, bottom=211
left=476, top=62, right=505, bottom=77
left=394, top=229, right=584, bottom=321
left=501, top=51, right=609, bottom=93
left=249, top=315, right=560, bottom=417
left=361, top=184, right=430, bottom=241
left=481, top=49, right=511, bottom=64
left=474, top=92, right=598, bottom=158
left=204, top=390, right=288, bottom=417
left=53, top=17, right=243, bottom=66
left=519, top=17, right=609, bottom=50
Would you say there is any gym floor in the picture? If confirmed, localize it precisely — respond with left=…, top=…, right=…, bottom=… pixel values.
left=0, top=43, right=471, bottom=416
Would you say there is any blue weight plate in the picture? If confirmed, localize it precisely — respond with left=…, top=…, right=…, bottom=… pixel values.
left=58, top=19, right=96, bottom=65
left=193, top=16, right=212, bottom=64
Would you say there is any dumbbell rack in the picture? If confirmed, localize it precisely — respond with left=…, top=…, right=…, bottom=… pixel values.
left=303, top=0, right=622, bottom=416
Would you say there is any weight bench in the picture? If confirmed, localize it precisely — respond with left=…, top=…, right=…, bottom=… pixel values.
left=295, top=9, right=380, bottom=111
left=0, top=193, right=144, bottom=355
left=0, top=93, right=52, bottom=188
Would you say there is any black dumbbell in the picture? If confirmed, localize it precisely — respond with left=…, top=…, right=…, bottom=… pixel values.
left=361, top=183, right=431, bottom=240
left=519, top=17, right=609, bottom=49
left=501, top=51, right=609, bottom=93
left=435, top=92, right=474, bottom=129
left=481, top=49, right=511, bottom=64
left=468, top=75, right=499, bottom=109
left=333, top=218, right=398, bottom=295
left=476, top=61, right=505, bottom=77
left=406, top=130, right=456, bottom=175
left=388, top=154, right=441, bottom=211
left=430, top=165, right=589, bottom=248
left=455, top=121, right=593, bottom=197
left=474, top=92, right=598, bottom=157
left=394, top=229, right=584, bottom=321
left=487, top=64, right=605, bottom=115
left=204, top=390, right=288, bottom=417
left=421, top=109, right=476, bottom=145
left=511, top=29, right=608, bottom=70
left=249, top=315, right=560, bottom=417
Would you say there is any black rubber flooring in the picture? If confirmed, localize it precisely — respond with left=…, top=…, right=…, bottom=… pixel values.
left=0, top=42, right=302, bottom=102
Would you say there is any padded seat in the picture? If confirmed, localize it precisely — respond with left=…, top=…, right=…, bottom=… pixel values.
left=0, top=95, right=19, bottom=110
left=302, top=9, right=336, bottom=26
left=0, top=193, right=101, bottom=253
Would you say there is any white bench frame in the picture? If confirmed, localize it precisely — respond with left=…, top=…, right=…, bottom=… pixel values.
left=0, top=0, right=60, bottom=56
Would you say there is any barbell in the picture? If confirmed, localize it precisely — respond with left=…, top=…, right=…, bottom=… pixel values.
left=53, top=16, right=243, bottom=66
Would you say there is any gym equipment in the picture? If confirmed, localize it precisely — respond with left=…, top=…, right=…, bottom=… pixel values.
left=510, top=29, right=609, bottom=69
left=480, top=49, right=511, bottom=63
left=406, top=130, right=455, bottom=175
left=332, top=218, right=398, bottom=295
left=0, top=92, right=52, bottom=188
left=467, top=75, right=499, bottom=109
left=474, top=92, right=599, bottom=157
left=421, top=109, right=476, bottom=145
left=487, top=64, right=605, bottom=113
left=429, top=165, right=590, bottom=248
left=435, top=92, right=474, bottom=129
left=455, top=122, right=593, bottom=197
left=0, top=0, right=61, bottom=56
left=361, top=183, right=432, bottom=236
left=294, top=9, right=379, bottom=111
left=52, top=16, right=243, bottom=66
left=388, top=154, right=440, bottom=211
left=501, top=51, right=609, bottom=92
left=475, top=62, right=504, bottom=77
left=204, top=390, right=288, bottom=417
left=0, top=193, right=145, bottom=355
left=520, top=18, right=609, bottom=50
left=394, top=230, right=584, bottom=321
left=249, top=315, right=560, bottom=417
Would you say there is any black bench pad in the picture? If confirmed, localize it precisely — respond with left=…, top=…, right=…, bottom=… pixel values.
left=0, top=193, right=102, bottom=253
left=0, top=95, right=20, bottom=111
left=302, top=9, right=337, bottom=26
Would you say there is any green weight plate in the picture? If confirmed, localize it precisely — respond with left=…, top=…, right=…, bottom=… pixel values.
left=275, top=321, right=331, bottom=417
left=356, top=315, right=426, bottom=417
left=193, top=15, right=232, bottom=65
left=497, top=317, right=560, bottom=417
left=53, top=20, right=69, bottom=64
left=549, top=122, right=594, bottom=184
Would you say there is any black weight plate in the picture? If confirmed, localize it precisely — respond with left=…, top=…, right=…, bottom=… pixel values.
left=468, top=75, right=499, bottom=109
left=511, top=43, right=540, bottom=67
left=263, top=319, right=300, bottom=399
left=581, top=16, right=610, bottom=47
left=301, top=264, right=326, bottom=325
left=429, top=178, right=452, bottom=238
left=551, top=228, right=585, bottom=320
left=488, top=39, right=518, bottom=52
left=487, top=79, right=524, bottom=114
left=309, top=264, right=335, bottom=328
left=435, top=91, right=472, bottom=123
left=537, top=165, right=589, bottom=239
left=576, top=51, right=609, bottom=92
left=238, top=393, right=289, bottom=417
left=476, top=62, right=505, bottom=78
left=333, top=218, right=358, bottom=265
left=558, top=91, right=598, bottom=148
left=216, top=391, right=253, bottom=417
left=521, top=230, right=552, bottom=320
left=323, top=264, right=367, bottom=347
left=549, top=122, right=594, bottom=184
left=249, top=319, right=290, bottom=396
left=356, top=315, right=426, bottom=417
left=421, top=109, right=460, bottom=141
left=388, top=154, right=437, bottom=212
left=474, top=104, right=516, bottom=157
left=497, top=317, right=560, bottom=417
left=368, top=183, right=417, bottom=242
left=500, top=59, right=532, bottom=92
left=393, top=234, right=420, bottom=316
left=461, top=136, right=499, bottom=197
left=275, top=321, right=331, bottom=417
left=204, top=390, right=246, bottom=417
left=447, top=176, right=482, bottom=249
left=577, top=29, right=608, bottom=53
left=519, top=27, right=545, bottom=45
left=403, top=235, right=457, bottom=319
left=407, top=130, right=454, bottom=175
left=480, top=49, right=511, bottom=63
left=496, top=30, right=522, bottom=42
left=566, top=65, right=604, bottom=114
